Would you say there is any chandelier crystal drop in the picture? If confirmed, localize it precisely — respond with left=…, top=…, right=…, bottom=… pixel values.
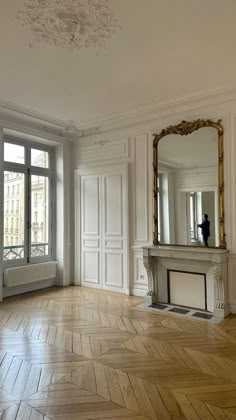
left=17, top=0, right=121, bottom=51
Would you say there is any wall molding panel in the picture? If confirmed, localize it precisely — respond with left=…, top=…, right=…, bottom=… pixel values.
left=75, top=137, right=130, bottom=165
left=133, top=134, right=149, bottom=244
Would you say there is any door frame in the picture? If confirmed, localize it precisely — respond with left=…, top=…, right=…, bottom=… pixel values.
left=74, top=163, right=129, bottom=294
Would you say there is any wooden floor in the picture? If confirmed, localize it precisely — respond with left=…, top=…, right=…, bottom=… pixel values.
left=1, top=288, right=236, bottom=419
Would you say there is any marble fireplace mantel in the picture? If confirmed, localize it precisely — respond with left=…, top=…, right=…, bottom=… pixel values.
left=142, top=245, right=229, bottom=320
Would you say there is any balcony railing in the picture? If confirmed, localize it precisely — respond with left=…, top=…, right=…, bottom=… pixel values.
left=3, top=242, right=48, bottom=261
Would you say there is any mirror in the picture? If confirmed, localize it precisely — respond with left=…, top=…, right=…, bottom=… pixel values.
left=153, top=119, right=226, bottom=248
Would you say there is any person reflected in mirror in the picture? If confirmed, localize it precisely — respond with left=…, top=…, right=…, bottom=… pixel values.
left=197, top=214, right=210, bottom=247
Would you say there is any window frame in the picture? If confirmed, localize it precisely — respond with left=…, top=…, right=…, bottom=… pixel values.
left=3, top=136, right=55, bottom=267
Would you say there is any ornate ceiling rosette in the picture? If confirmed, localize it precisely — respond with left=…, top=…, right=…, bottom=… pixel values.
left=17, top=0, right=121, bottom=51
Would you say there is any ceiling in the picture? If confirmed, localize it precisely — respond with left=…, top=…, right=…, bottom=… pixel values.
left=158, top=127, right=218, bottom=168
left=1, top=0, right=236, bottom=125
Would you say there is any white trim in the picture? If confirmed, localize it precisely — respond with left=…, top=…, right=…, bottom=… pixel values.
left=3, top=278, right=56, bottom=298
left=130, top=288, right=146, bottom=297
left=229, top=303, right=236, bottom=314
left=73, top=85, right=236, bottom=138
left=74, top=170, right=81, bottom=286
left=0, top=129, right=4, bottom=301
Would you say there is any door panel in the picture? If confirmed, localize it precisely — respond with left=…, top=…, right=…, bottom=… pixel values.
left=104, top=174, right=123, bottom=236
left=105, top=253, right=123, bottom=288
left=83, top=251, right=100, bottom=285
left=102, top=167, right=127, bottom=293
left=83, top=177, right=99, bottom=236
left=81, top=175, right=101, bottom=288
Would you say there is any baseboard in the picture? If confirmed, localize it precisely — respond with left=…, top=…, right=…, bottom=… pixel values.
left=3, top=278, right=56, bottom=298
left=229, top=303, right=236, bottom=314
left=130, top=288, right=147, bottom=297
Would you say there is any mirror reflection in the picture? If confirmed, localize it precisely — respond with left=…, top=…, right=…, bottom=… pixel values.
left=157, top=127, right=219, bottom=247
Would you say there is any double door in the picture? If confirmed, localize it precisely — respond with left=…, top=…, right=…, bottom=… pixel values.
left=75, top=164, right=128, bottom=293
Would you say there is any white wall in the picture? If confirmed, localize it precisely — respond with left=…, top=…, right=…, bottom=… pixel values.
left=72, top=94, right=236, bottom=313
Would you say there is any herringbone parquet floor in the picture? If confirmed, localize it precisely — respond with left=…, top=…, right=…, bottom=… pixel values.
left=1, top=287, right=236, bottom=419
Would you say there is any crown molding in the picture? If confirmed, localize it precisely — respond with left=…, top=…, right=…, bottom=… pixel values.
left=75, top=85, right=236, bottom=139
left=0, top=99, right=80, bottom=142
left=1, top=84, right=236, bottom=142
left=0, top=99, right=101, bottom=142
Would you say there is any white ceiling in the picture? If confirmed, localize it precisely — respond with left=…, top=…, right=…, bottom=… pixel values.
left=158, top=127, right=218, bottom=168
left=1, top=0, right=236, bottom=124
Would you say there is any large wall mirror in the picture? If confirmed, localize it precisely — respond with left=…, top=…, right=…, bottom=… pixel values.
left=153, top=119, right=226, bottom=248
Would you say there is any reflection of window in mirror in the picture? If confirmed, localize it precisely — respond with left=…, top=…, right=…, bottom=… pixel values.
left=157, top=176, right=161, bottom=242
left=158, top=172, right=173, bottom=244
left=189, top=192, right=197, bottom=241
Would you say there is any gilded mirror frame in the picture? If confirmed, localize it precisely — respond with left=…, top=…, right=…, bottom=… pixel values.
left=153, top=119, right=226, bottom=248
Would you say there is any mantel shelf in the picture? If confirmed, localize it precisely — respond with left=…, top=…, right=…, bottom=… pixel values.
left=143, top=245, right=228, bottom=255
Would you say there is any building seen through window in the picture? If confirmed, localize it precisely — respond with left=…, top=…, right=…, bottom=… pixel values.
left=3, top=142, right=51, bottom=262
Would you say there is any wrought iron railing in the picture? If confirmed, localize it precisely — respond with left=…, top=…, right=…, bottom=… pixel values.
left=3, top=242, right=48, bottom=261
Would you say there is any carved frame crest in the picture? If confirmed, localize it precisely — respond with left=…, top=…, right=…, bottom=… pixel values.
left=153, top=119, right=226, bottom=249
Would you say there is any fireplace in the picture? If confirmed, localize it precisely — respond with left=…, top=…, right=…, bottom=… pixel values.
left=168, top=270, right=207, bottom=311
left=142, top=245, right=228, bottom=320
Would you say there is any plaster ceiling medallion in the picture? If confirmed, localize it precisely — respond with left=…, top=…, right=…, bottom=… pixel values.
left=17, top=0, right=121, bottom=51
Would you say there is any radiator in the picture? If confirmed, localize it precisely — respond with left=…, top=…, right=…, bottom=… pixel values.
left=4, top=261, right=57, bottom=288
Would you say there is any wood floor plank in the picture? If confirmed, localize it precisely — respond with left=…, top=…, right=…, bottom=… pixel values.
left=1, top=285, right=236, bottom=420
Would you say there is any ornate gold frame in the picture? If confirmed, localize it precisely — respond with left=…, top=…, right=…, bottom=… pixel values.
left=153, top=119, right=226, bottom=248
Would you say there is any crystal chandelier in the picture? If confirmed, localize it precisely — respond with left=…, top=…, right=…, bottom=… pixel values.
left=17, top=0, right=121, bottom=51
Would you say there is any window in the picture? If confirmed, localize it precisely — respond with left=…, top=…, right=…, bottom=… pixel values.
left=33, top=211, right=38, bottom=223
left=190, top=192, right=197, bottom=240
left=31, top=176, right=49, bottom=257
left=31, top=148, right=49, bottom=168
left=157, top=175, right=161, bottom=242
left=3, top=140, right=53, bottom=264
left=4, top=143, right=25, bottom=164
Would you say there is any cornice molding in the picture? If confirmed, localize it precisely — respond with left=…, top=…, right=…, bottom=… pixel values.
left=1, top=85, right=236, bottom=142
left=0, top=99, right=100, bottom=142
left=75, top=85, right=236, bottom=139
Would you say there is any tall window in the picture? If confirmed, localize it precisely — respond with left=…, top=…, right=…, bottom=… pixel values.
left=190, top=192, right=197, bottom=240
left=157, top=175, right=161, bottom=242
left=3, top=141, right=53, bottom=264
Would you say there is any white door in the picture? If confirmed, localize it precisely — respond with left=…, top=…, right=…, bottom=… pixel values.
left=75, top=164, right=128, bottom=294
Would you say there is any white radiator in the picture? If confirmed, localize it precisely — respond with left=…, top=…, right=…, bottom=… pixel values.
left=4, top=261, right=57, bottom=288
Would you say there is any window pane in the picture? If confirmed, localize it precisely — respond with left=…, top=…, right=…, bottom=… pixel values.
left=4, top=171, right=25, bottom=261
left=31, top=149, right=49, bottom=168
left=4, top=143, right=25, bottom=164
left=31, top=175, right=49, bottom=257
